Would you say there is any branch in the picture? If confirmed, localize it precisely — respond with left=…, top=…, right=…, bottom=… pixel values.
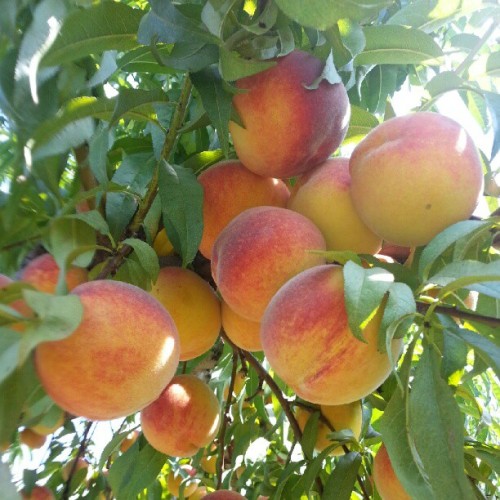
left=416, top=301, right=500, bottom=328
left=61, top=421, right=94, bottom=500
left=95, top=75, right=193, bottom=280
left=216, top=349, right=238, bottom=489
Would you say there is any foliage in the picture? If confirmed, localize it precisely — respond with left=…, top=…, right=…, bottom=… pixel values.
left=0, top=0, right=499, bottom=499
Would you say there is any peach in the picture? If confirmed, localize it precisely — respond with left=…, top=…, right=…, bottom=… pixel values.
left=202, top=491, right=245, bottom=499
left=19, top=428, right=46, bottom=449
left=295, top=401, right=362, bottom=456
left=373, top=444, right=411, bottom=500
left=349, top=112, right=484, bottom=247
left=288, top=158, right=382, bottom=254
left=212, top=206, right=326, bottom=322
left=20, top=253, right=88, bottom=293
left=153, top=228, right=175, bottom=257
left=200, top=445, right=218, bottom=475
left=150, top=267, right=221, bottom=361
left=120, top=430, right=140, bottom=453
left=198, top=160, right=289, bottom=259
left=261, top=265, right=402, bottom=405
left=21, top=485, right=55, bottom=500
left=35, top=280, right=180, bottom=420
left=167, top=464, right=199, bottom=497
left=140, top=374, right=220, bottom=457
left=222, top=300, right=262, bottom=352
left=190, top=486, right=209, bottom=500
left=229, top=50, right=350, bottom=178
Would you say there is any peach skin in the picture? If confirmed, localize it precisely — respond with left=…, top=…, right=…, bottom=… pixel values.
left=221, top=300, right=262, bottom=352
left=261, top=265, right=402, bottom=405
left=35, top=280, right=180, bottom=420
left=373, top=444, right=412, bottom=500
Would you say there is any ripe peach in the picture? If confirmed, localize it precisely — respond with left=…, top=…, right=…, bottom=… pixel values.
left=222, top=300, right=262, bottom=352
left=35, top=280, right=180, bottom=420
left=202, top=491, right=245, bottom=499
left=190, top=486, right=209, bottom=500
left=140, top=374, right=220, bottom=457
left=167, top=464, right=199, bottom=497
left=261, top=265, right=402, bottom=405
left=229, top=50, right=349, bottom=178
left=20, top=254, right=88, bottom=293
left=295, top=401, right=363, bottom=456
left=212, top=206, right=326, bottom=322
left=288, top=158, right=382, bottom=254
left=150, top=267, right=221, bottom=361
left=200, top=445, right=218, bottom=475
left=19, top=428, right=46, bottom=449
left=349, top=112, right=484, bottom=247
left=373, top=444, right=411, bottom=500
left=120, top=430, right=140, bottom=453
left=198, top=160, right=289, bottom=259
left=21, top=485, right=55, bottom=500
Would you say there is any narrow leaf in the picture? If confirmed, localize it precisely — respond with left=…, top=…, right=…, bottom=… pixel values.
left=409, top=346, right=475, bottom=498
left=122, top=238, right=160, bottom=283
left=355, top=25, right=443, bottom=65
left=0, top=329, right=21, bottom=385
left=344, top=105, right=379, bottom=142
left=42, top=2, right=143, bottom=66
left=158, top=162, right=203, bottom=267
left=323, top=452, right=362, bottom=500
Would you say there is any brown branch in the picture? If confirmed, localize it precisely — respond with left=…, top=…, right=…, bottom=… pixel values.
left=416, top=301, right=500, bottom=328
left=62, top=420, right=94, bottom=500
left=216, top=349, right=239, bottom=489
left=95, top=75, right=193, bottom=280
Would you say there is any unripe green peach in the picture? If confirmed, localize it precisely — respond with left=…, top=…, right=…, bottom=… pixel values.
left=349, top=112, right=484, bottom=247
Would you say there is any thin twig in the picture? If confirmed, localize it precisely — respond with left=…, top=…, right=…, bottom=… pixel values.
left=416, top=301, right=500, bottom=328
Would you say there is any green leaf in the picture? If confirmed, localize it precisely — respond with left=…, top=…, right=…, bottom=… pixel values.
left=408, top=345, right=475, bottom=498
left=19, top=291, right=83, bottom=365
left=121, top=238, right=159, bottom=284
left=418, top=219, right=493, bottom=279
left=154, top=41, right=219, bottom=72
left=219, top=47, right=276, bottom=82
left=344, top=105, right=379, bottom=142
left=48, top=217, right=96, bottom=271
left=275, top=0, right=391, bottom=30
left=343, top=261, right=393, bottom=341
left=323, top=452, right=362, bottom=500
left=109, top=88, right=170, bottom=127
left=108, top=441, right=166, bottom=500
left=388, top=0, right=483, bottom=33
left=428, top=260, right=500, bottom=298
left=445, top=325, right=500, bottom=379
left=0, top=357, right=40, bottom=444
left=484, top=91, right=500, bottom=160
left=158, top=162, right=203, bottom=267
left=139, top=0, right=216, bottom=46
left=68, top=211, right=112, bottom=242
left=425, top=71, right=467, bottom=98
left=201, top=0, right=239, bottom=38
left=379, top=385, right=435, bottom=498
left=300, top=410, right=320, bottom=460
left=355, top=26, right=443, bottom=65
left=42, top=2, right=143, bottom=67
left=0, top=329, right=20, bottom=385
left=191, top=66, right=233, bottom=156
left=379, top=282, right=416, bottom=351
left=13, top=0, right=67, bottom=106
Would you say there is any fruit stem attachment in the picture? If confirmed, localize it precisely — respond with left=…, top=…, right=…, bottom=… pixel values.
left=95, top=75, right=193, bottom=280
left=416, top=301, right=500, bottom=328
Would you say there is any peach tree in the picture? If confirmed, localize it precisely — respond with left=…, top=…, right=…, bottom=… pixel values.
left=0, top=1, right=499, bottom=499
